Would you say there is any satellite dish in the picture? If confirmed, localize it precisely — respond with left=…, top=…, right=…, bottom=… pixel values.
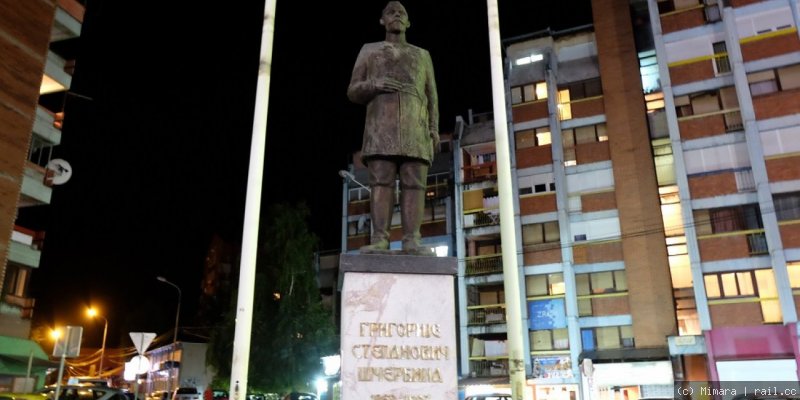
left=46, top=158, right=72, bottom=185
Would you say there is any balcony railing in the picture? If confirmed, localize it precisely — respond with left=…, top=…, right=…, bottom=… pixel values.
left=467, top=304, right=507, bottom=325
left=464, top=210, right=500, bottom=228
left=463, top=162, right=497, bottom=183
left=3, top=294, right=36, bottom=319
left=469, top=358, right=509, bottom=377
left=465, top=254, right=503, bottom=276
left=747, top=231, right=768, bottom=255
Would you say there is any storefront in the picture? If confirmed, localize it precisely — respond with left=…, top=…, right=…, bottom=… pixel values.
left=581, top=360, right=674, bottom=400
left=705, top=324, right=800, bottom=381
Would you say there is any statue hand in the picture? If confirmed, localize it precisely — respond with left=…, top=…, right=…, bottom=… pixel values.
left=373, top=77, right=403, bottom=93
left=431, top=132, right=441, bottom=153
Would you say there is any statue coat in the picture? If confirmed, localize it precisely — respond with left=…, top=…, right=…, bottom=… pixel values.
left=347, top=41, right=439, bottom=165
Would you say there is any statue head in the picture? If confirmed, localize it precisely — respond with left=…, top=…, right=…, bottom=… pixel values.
left=380, top=1, right=411, bottom=33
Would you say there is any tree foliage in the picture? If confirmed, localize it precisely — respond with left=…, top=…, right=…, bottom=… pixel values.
left=207, top=203, right=337, bottom=394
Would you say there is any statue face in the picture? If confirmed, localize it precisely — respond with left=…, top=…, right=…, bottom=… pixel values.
left=380, top=2, right=410, bottom=33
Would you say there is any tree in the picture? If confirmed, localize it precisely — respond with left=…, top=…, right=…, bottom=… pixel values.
left=208, top=203, right=337, bottom=393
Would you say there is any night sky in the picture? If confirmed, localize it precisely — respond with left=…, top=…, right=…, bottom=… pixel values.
left=20, top=1, right=593, bottom=349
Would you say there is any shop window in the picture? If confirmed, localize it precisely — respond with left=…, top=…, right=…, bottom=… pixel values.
left=511, top=81, right=548, bottom=104
left=526, top=273, right=565, bottom=296
left=523, top=221, right=560, bottom=246
left=774, top=192, right=800, bottom=221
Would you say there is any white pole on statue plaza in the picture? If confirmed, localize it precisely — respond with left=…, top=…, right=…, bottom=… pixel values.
left=486, top=1, right=529, bottom=399
left=230, top=0, right=277, bottom=397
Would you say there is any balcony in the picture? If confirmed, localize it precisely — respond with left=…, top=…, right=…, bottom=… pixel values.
left=41, top=51, right=72, bottom=95
left=753, top=88, right=800, bottom=121
left=2, top=294, right=36, bottom=319
left=678, top=109, right=742, bottom=140
left=51, top=0, right=84, bottom=42
left=8, top=227, right=43, bottom=268
left=19, top=162, right=52, bottom=206
left=468, top=304, right=507, bottom=326
left=659, top=3, right=720, bottom=34
left=741, top=28, right=800, bottom=63
left=469, top=358, right=509, bottom=378
left=687, top=168, right=754, bottom=199
left=33, top=106, right=63, bottom=144
left=512, top=100, right=548, bottom=123
left=697, top=229, right=768, bottom=261
left=463, top=209, right=500, bottom=229
left=463, top=162, right=497, bottom=184
left=516, top=144, right=552, bottom=169
left=465, top=254, right=503, bottom=276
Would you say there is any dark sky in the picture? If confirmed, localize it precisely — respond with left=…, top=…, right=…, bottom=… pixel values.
left=22, top=0, right=593, bottom=348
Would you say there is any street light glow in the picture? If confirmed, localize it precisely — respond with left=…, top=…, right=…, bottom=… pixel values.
left=87, top=306, right=109, bottom=376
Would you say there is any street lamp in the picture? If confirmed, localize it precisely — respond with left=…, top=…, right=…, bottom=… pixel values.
left=156, top=276, right=181, bottom=396
left=86, top=307, right=108, bottom=376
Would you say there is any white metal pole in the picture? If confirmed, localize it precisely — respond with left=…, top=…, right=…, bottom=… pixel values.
left=230, top=0, right=277, bottom=396
left=485, top=1, right=528, bottom=399
left=99, top=317, right=108, bottom=376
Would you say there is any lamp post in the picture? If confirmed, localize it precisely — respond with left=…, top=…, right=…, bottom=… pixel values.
left=156, top=276, right=181, bottom=396
left=86, top=307, right=108, bottom=376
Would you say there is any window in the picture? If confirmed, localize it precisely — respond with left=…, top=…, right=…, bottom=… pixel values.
left=526, top=273, right=565, bottom=296
left=515, top=127, right=551, bottom=149
left=749, top=70, right=779, bottom=96
left=522, top=221, right=560, bottom=246
left=563, top=124, right=608, bottom=148
left=705, top=0, right=721, bottom=22
left=559, top=78, right=603, bottom=101
left=712, top=41, right=730, bottom=74
left=2, top=265, right=29, bottom=297
left=774, top=192, right=800, bottom=221
left=788, top=262, right=800, bottom=288
left=511, top=82, right=547, bottom=104
left=707, top=204, right=762, bottom=233
left=530, top=328, right=569, bottom=351
left=581, top=326, right=634, bottom=351
left=704, top=271, right=757, bottom=298
left=576, top=270, right=627, bottom=294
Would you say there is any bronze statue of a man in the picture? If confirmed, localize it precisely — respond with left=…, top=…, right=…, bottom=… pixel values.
left=347, top=1, right=439, bottom=256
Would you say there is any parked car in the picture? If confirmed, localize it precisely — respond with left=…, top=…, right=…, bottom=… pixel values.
left=146, top=392, right=169, bottom=400
left=211, top=391, right=228, bottom=400
left=0, top=393, right=47, bottom=400
left=172, top=388, right=200, bottom=400
left=465, top=394, right=511, bottom=400
left=39, top=385, right=128, bottom=400
left=281, top=393, right=316, bottom=400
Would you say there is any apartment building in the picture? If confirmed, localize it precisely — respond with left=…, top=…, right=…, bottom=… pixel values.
left=455, top=0, right=800, bottom=397
left=651, top=0, right=800, bottom=383
left=0, top=0, right=84, bottom=391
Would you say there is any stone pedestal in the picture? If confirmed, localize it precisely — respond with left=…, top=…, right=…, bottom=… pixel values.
left=339, top=253, right=457, bottom=400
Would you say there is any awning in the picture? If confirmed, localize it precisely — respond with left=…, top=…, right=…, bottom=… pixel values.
left=0, top=335, right=58, bottom=375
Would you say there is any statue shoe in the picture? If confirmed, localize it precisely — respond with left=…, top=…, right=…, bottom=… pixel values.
left=360, top=239, right=390, bottom=254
